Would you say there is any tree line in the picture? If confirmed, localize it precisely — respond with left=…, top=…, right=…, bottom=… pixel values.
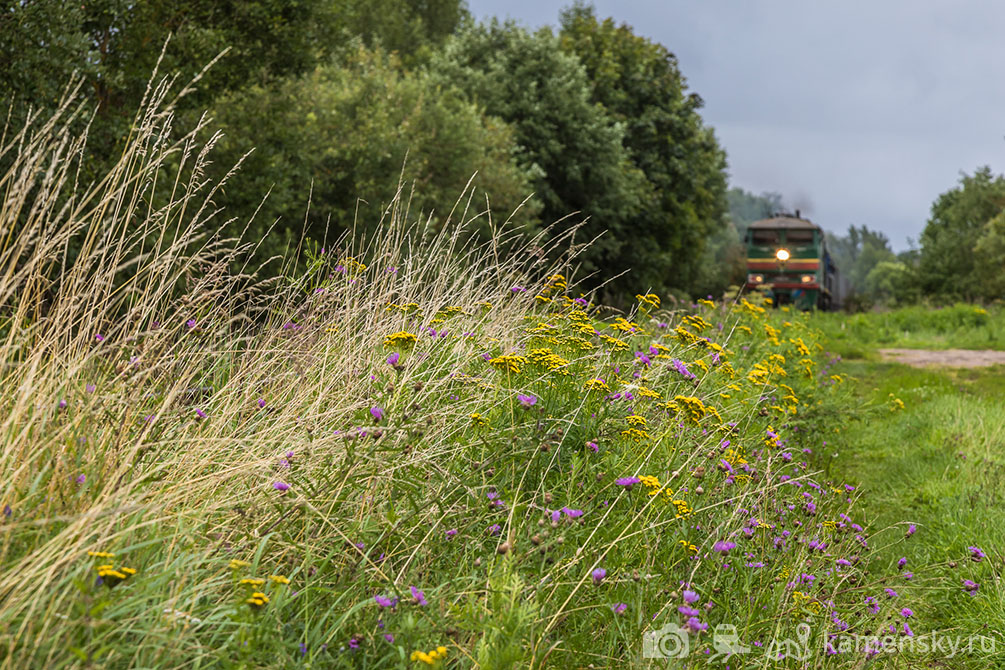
left=1, top=0, right=728, bottom=302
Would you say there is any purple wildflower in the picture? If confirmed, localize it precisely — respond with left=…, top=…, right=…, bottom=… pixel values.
left=612, top=603, right=628, bottom=614
left=374, top=595, right=398, bottom=608
left=592, top=568, right=607, bottom=584
left=445, top=528, right=458, bottom=538
left=683, top=590, right=699, bottom=604
left=969, top=546, right=986, bottom=562
left=897, top=557, right=907, bottom=568
left=487, top=524, right=501, bottom=536
left=678, top=606, right=699, bottom=617
left=410, top=586, right=427, bottom=606
left=186, top=319, right=197, bottom=329
left=900, top=608, right=913, bottom=618
left=684, top=617, right=708, bottom=633
left=257, top=398, right=266, bottom=408
left=562, top=507, right=584, bottom=519
left=370, top=406, right=384, bottom=422
left=384, top=633, right=394, bottom=643
left=75, top=474, right=86, bottom=484
left=195, top=408, right=207, bottom=419
left=587, top=441, right=599, bottom=453
left=615, top=477, right=641, bottom=489
left=671, top=358, right=696, bottom=381
left=95, top=334, right=105, bottom=342
left=713, top=541, right=736, bottom=554
left=386, top=352, right=400, bottom=366
left=836, top=558, right=851, bottom=567
left=885, top=588, right=898, bottom=598
left=273, top=481, right=290, bottom=492
left=517, top=393, right=537, bottom=407
left=963, top=579, right=980, bottom=595
left=348, top=638, right=360, bottom=650
left=906, top=524, right=916, bottom=537
left=86, top=384, right=96, bottom=393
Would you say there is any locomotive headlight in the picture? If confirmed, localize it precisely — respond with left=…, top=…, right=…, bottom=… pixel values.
left=775, top=248, right=790, bottom=261
left=800, top=274, right=815, bottom=284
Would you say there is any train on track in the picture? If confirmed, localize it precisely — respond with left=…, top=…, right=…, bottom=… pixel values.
left=743, top=211, right=846, bottom=310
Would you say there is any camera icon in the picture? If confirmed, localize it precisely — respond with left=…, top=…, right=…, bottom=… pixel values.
left=643, top=623, right=690, bottom=659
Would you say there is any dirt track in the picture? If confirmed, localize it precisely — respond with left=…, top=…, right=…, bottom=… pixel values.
left=878, top=348, right=1005, bottom=368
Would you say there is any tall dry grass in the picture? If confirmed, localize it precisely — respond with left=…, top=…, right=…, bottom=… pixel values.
left=0, top=74, right=578, bottom=666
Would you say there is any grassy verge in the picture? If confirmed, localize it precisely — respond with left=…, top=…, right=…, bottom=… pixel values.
left=811, top=305, right=1005, bottom=358
left=3, top=86, right=1000, bottom=670
left=820, top=356, right=1005, bottom=668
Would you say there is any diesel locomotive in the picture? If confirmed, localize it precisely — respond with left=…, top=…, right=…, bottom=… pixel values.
left=743, top=211, right=844, bottom=310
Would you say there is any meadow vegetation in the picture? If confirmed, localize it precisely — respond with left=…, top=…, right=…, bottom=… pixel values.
left=1, top=83, right=1001, bottom=670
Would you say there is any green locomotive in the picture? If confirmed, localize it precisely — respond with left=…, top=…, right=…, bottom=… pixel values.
left=743, top=211, right=843, bottom=310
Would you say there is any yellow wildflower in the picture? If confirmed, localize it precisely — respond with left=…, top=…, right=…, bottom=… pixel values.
left=383, top=331, right=418, bottom=348
left=269, top=575, right=290, bottom=585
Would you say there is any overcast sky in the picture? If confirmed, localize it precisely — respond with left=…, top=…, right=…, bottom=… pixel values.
left=466, top=0, right=1005, bottom=249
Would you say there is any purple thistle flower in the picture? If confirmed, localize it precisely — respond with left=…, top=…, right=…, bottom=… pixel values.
left=906, top=524, right=916, bottom=537
left=969, top=546, right=986, bottom=562
left=348, top=638, right=360, bottom=650
left=683, top=590, right=699, bottom=604
left=370, top=406, right=384, bottom=422
left=487, top=524, right=501, bottom=536
left=612, top=603, right=628, bottom=614
left=374, top=595, right=398, bottom=608
left=273, top=481, right=290, bottom=492
left=95, top=334, right=105, bottom=342
left=885, top=588, right=898, bottom=598
left=713, top=541, right=736, bottom=554
left=550, top=509, right=561, bottom=523
left=671, top=358, right=696, bottom=381
left=592, top=568, right=607, bottom=584
left=963, top=579, right=980, bottom=595
left=684, top=617, right=708, bottom=633
left=85, top=384, right=96, bottom=393
left=900, top=608, right=913, bottom=618
left=195, top=408, right=207, bottom=419
left=586, top=441, right=599, bottom=453
left=386, top=352, right=400, bottom=366
left=678, top=606, right=699, bottom=617
left=562, top=507, right=584, bottom=519
left=517, top=393, right=537, bottom=407
left=186, top=319, right=197, bottom=329
left=836, top=558, right=851, bottom=567
left=300, top=642, right=307, bottom=656
left=903, top=623, right=914, bottom=637
left=410, top=585, right=427, bottom=606
left=445, top=528, right=458, bottom=538
left=75, top=474, right=86, bottom=484
left=615, top=477, right=641, bottom=489
left=897, top=557, right=907, bottom=568
left=257, top=398, right=266, bottom=408
left=384, top=633, right=394, bottom=643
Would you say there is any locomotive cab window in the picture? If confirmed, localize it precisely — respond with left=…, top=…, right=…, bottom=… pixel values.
left=785, top=229, right=815, bottom=246
left=750, top=229, right=780, bottom=245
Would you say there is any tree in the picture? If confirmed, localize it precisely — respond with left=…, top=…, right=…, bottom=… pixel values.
left=726, top=188, right=785, bottom=238
left=919, top=166, right=1005, bottom=300
left=428, top=20, right=651, bottom=298
left=209, top=48, right=540, bottom=257
left=973, top=211, right=1005, bottom=300
left=558, top=4, right=728, bottom=296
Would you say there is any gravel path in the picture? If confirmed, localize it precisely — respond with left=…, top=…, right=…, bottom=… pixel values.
left=878, top=348, right=1005, bottom=368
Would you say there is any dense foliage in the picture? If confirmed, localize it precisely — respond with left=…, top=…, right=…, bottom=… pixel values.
left=1, top=0, right=731, bottom=303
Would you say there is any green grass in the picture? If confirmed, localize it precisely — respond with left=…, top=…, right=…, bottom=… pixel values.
left=4, top=83, right=1003, bottom=670
left=818, top=357, right=1005, bottom=668
left=811, top=304, right=1005, bottom=358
